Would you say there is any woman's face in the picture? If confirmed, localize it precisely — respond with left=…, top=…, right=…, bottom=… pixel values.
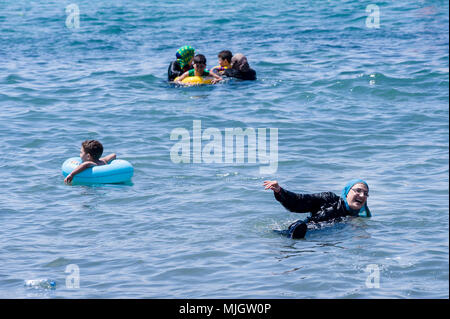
left=346, top=183, right=369, bottom=211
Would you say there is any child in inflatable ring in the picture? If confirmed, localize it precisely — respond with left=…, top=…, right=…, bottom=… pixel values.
left=211, top=50, right=232, bottom=75
left=64, top=140, right=116, bottom=184
left=175, top=54, right=222, bottom=85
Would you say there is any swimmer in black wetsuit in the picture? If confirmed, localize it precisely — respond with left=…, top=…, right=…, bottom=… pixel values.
left=264, top=179, right=372, bottom=239
left=168, top=45, right=195, bottom=81
left=223, top=53, right=256, bottom=81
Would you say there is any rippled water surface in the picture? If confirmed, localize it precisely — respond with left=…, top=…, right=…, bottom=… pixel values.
left=0, top=0, right=448, bottom=298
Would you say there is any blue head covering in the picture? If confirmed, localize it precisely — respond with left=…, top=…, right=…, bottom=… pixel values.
left=341, top=179, right=372, bottom=217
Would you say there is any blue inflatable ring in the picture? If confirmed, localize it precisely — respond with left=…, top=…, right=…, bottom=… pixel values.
left=62, top=157, right=134, bottom=184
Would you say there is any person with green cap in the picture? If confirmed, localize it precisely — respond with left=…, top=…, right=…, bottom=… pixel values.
left=168, top=45, right=195, bottom=81
left=263, top=179, right=372, bottom=239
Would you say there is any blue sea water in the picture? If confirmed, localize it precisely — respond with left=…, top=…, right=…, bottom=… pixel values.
left=0, top=0, right=448, bottom=298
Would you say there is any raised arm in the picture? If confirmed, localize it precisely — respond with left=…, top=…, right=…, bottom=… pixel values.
left=264, top=180, right=339, bottom=214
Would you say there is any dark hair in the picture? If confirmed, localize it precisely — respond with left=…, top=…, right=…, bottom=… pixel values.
left=218, top=50, right=232, bottom=63
left=82, top=140, right=103, bottom=160
left=193, top=54, right=207, bottom=65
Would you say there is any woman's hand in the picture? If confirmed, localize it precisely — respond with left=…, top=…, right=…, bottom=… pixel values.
left=263, top=180, right=281, bottom=193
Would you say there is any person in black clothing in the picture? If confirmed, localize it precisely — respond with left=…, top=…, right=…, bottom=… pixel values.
left=168, top=45, right=195, bottom=81
left=264, top=179, right=372, bottom=239
left=223, top=53, right=257, bottom=81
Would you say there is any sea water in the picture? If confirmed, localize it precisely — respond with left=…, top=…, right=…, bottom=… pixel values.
left=0, top=0, right=448, bottom=298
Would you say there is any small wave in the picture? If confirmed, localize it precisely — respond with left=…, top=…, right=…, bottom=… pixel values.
left=99, top=25, right=124, bottom=35
left=2, top=74, right=30, bottom=84
left=44, top=257, right=73, bottom=268
left=211, top=18, right=232, bottom=24
left=122, top=74, right=160, bottom=83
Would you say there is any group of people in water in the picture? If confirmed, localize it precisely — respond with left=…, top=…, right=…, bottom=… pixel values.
left=64, top=48, right=372, bottom=239
left=168, top=45, right=257, bottom=83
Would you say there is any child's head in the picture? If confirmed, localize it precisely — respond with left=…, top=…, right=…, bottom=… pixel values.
left=193, top=54, right=207, bottom=72
left=81, top=140, right=103, bottom=162
left=218, top=50, right=232, bottom=67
